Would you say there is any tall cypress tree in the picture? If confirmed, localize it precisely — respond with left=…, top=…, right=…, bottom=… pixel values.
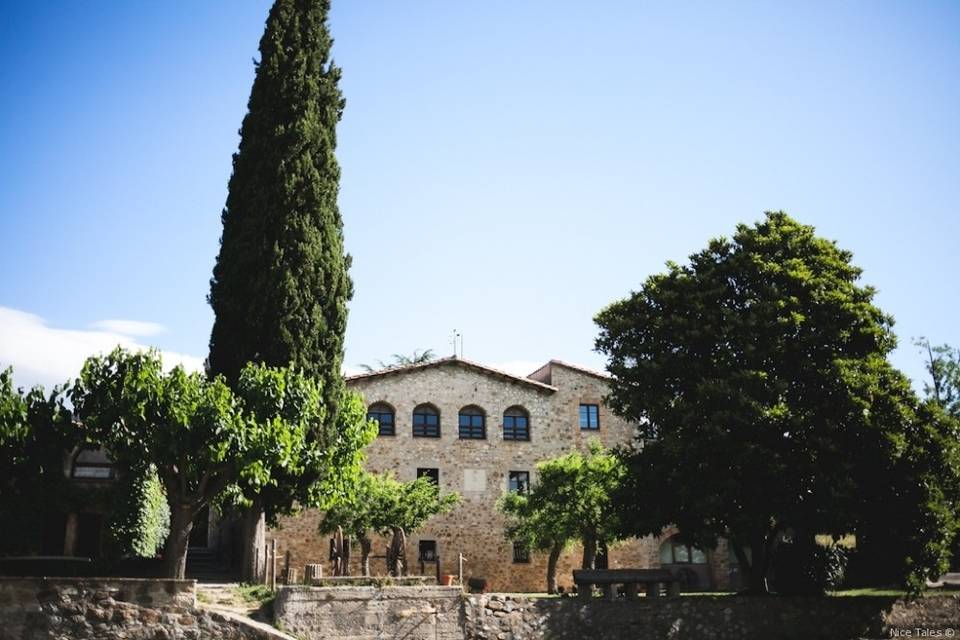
left=207, top=0, right=353, bottom=581
left=208, top=0, right=351, bottom=408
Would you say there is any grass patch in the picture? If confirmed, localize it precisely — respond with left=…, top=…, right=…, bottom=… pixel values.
left=827, top=588, right=959, bottom=597
left=235, top=583, right=275, bottom=605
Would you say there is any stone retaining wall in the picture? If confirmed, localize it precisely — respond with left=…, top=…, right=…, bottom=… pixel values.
left=274, top=584, right=463, bottom=640
left=464, top=593, right=960, bottom=640
left=0, top=577, right=290, bottom=640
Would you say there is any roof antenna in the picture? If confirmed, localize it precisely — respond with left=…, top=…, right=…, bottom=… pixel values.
left=451, top=329, right=462, bottom=358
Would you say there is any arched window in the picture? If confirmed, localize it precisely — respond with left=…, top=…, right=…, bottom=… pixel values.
left=367, top=402, right=395, bottom=436
left=659, top=536, right=707, bottom=565
left=458, top=405, right=486, bottom=440
left=503, top=406, right=530, bottom=441
left=412, top=404, right=440, bottom=438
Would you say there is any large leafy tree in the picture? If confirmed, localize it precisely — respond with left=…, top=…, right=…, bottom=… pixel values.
left=0, top=368, right=78, bottom=555
left=206, top=0, right=353, bottom=581
left=498, top=479, right=576, bottom=594
left=1, top=367, right=171, bottom=560
left=71, top=348, right=337, bottom=579
left=208, top=0, right=352, bottom=392
left=499, top=442, right=624, bottom=592
left=224, top=374, right=377, bottom=581
left=596, top=212, right=959, bottom=593
left=319, top=472, right=459, bottom=576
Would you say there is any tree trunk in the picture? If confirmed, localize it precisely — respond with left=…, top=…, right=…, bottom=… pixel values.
left=240, top=499, right=266, bottom=583
left=546, top=543, right=562, bottom=594
left=732, top=538, right=770, bottom=594
left=342, top=535, right=351, bottom=576
left=388, top=527, right=406, bottom=577
left=164, top=504, right=195, bottom=579
left=360, top=537, right=372, bottom=577
left=333, top=526, right=345, bottom=576
left=581, top=536, right=597, bottom=570
left=750, top=540, right=770, bottom=594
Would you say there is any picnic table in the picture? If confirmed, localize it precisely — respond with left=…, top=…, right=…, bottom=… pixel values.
left=573, top=568, right=680, bottom=601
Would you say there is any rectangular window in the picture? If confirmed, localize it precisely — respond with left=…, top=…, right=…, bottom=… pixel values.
left=512, top=541, right=530, bottom=564
left=413, top=412, right=440, bottom=437
left=508, top=470, right=530, bottom=494
left=419, top=540, right=437, bottom=562
left=503, top=414, right=530, bottom=441
left=417, top=468, right=440, bottom=486
left=579, top=404, right=600, bottom=430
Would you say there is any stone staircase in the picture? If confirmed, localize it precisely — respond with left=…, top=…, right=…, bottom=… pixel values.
left=186, top=547, right=239, bottom=583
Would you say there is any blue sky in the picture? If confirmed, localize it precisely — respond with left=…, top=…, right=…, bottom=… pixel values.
left=0, top=1, right=957, bottom=391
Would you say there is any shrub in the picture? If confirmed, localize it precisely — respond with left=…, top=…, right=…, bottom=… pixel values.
left=773, top=539, right=848, bottom=595
left=105, top=464, right=170, bottom=558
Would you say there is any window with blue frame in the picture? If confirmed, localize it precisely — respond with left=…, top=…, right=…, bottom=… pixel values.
left=367, top=402, right=395, bottom=436
left=413, top=404, right=440, bottom=437
left=458, top=405, right=486, bottom=439
left=503, top=406, right=530, bottom=441
left=508, top=470, right=530, bottom=494
left=579, top=404, right=600, bottom=430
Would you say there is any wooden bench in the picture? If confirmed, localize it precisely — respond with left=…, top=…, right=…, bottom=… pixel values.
left=573, top=569, right=680, bottom=601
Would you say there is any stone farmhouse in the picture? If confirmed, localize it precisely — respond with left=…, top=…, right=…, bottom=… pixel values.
left=270, top=357, right=736, bottom=593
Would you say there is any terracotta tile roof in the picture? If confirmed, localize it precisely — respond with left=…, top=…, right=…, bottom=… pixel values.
left=545, top=359, right=611, bottom=379
left=526, top=359, right=611, bottom=383
left=346, top=356, right=558, bottom=393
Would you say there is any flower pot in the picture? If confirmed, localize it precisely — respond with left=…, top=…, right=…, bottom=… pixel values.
left=440, top=574, right=456, bottom=586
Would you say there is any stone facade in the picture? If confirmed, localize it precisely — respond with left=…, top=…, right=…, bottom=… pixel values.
left=271, top=585, right=960, bottom=640
left=462, top=593, right=960, bottom=640
left=271, top=358, right=732, bottom=592
left=274, top=585, right=463, bottom=640
left=0, top=577, right=292, bottom=640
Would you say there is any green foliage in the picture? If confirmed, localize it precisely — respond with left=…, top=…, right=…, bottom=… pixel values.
left=916, top=338, right=960, bottom=417
left=72, top=348, right=244, bottom=497
left=855, top=399, right=960, bottom=593
left=596, top=212, right=960, bottom=593
left=0, top=367, right=30, bottom=457
left=304, top=389, right=379, bottom=513
left=208, top=0, right=353, bottom=423
left=70, top=347, right=353, bottom=577
left=105, top=464, right=170, bottom=558
left=499, top=442, right=625, bottom=561
left=0, top=368, right=79, bottom=555
left=319, top=471, right=460, bottom=539
left=235, top=583, right=275, bottom=604
left=773, top=536, right=848, bottom=595
left=358, top=349, right=436, bottom=373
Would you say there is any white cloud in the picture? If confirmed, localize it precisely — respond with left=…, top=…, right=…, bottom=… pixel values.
left=0, top=306, right=204, bottom=391
left=89, top=319, right=166, bottom=337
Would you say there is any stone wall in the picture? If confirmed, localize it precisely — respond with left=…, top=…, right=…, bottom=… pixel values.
left=463, top=593, right=960, bottom=640
left=271, top=359, right=733, bottom=592
left=0, top=577, right=290, bottom=640
left=274, top=584, right=463, bottom=640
